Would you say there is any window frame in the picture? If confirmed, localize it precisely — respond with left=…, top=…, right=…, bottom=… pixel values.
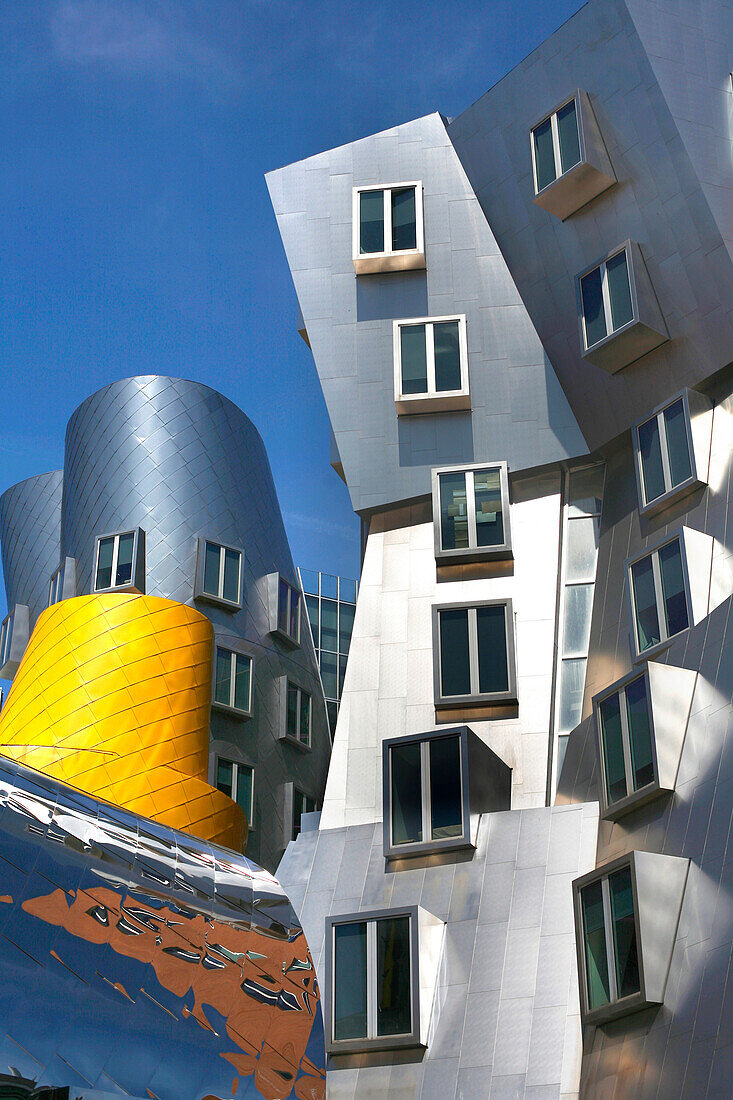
left=195, top=537, right=244, bottom=610
left=431, top=461, right=511, bottom=563
left=432, top=598, right=517, bottom=709
left=280, top=678, right=312, bottom=749
left=48, top=557, right=76, bottom=607
left=93, top=529, right=143, bottom=594
left=632, top=390, right=701, bottom=515
left=382, top=729, right=473, bottom=860
left=626, top=534, right=691, bottom=661
left=352, top=182, right=425, bottom=274
left=325, top=906, right=421, bottom=1054
left=214, top=756, right=255, bottom=828
left=290, top=784, right=317, bottom=842
left=211, top=643, right=254, bottom=718
left=275, top=576, right=301, bottom=646
left=594, top=670, right=663, bottom=819
left=0, top=610, right=14, bottom=670
left=577, top=241, right=638, bottom=354
left=530, top=92, right=583, bottom=197
left=393, top=315, right=470, bottom=415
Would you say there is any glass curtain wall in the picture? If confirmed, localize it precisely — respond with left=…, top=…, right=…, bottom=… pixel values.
left=298, top=569, right=358, bottom=737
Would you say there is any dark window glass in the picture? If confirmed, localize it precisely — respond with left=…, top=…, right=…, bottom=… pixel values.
left=203, top=541, right=220, bottom=596
left=321, top=651, right=338, bottom=699
left=476, top=605, right=509, bottom=694
left=607, top=250, right=633, bottom=332
left=306, top=593, right=319, bottom=649
left=557, top=99, right=581, bottom=174
left=532, top=117, right=556, bottom=191
left=439, top=609, right=471, bottom=697
left=638, top=415, right=666, bottom=505
left=659, top=541, right=688, bottom=638
left=234, top=655, right=251, bottom=712
left=327, top=700, right=338, bottom=735
left=286, top=683, right=299, bottom=738
left=236, top=766, right=253, bottom=818
left=292, top=789, right=315, bottom=840
left=391, top=187, right=417, bottom=251
left=609, top=867, right=640, bottom=999
left=600, top=692, right=627, bottom=804
left=339, top=653, right=348, bottom=695
left=96, top=537, right=114, bottom=590
left=215, top=648, right=231, bottom=706
left=581, top=880, right=610, bottom=1010
left=289, top=587, right=300, bottom=640
left=625, top=676, right=653, bottom=790
left=390, top=742, right=422, bottom=846
left=433, top=320, right=462, bottom=392
left=581, top=266, right=607, bottom=347
left=115, top=532, right=134, bottom=586
left=333, top=923, right=368, bottom=1040
left=632, top=555, right=660, bottom=652
left=439, top=472, right=469, bottom=551
left=216, top=759, right=233, bottom=797
left=474, top=468, right=504, bottom=547
left=321, top=598, right=338, bottom=651
left=377, top=916, right=412, bottom=1036
left=339, top=602, right=355, bottom=653
left=223, top=548, right=240, bottom=603
left=359, top=190, right=384, bottom=254
left=429, top=735, right=463, bottom=839
left=299, top=689, right=311, bottom=744
left=663, top=400, right=693, bottom=489
left=278, top=578, right=289, bottom=634
left=400, top=325, right=428, bottom=394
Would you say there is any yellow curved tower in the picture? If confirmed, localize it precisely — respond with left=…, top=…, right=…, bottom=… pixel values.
left=0, top=593, right=246, bottom=851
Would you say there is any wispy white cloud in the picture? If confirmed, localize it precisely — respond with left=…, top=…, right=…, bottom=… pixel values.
left=284, top=509, right=358, bottom=544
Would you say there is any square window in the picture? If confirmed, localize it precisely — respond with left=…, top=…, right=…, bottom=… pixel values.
left=212, top=646, right=253, bottom=717
left=215, top=757, right=254, bottom=826
left=352, top=183, right=425, bottom=274
left=282, top=680, right=311, bottom=747
left=628, top=538, right=689, bottom=658
left=433, top=600, right=517, bottom=709
left=393, top=316, right=469, bottom=414
left=197, top=539, right=243, bottom=609
left=633, top=391, right=708, bottom=515
left=432, top=462, right=511, bottom=562
left=94, top=530, right=143, bottom=593
left=530, top=90, right=615, bottom=219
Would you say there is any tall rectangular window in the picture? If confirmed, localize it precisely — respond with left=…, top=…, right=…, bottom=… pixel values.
left=629, top=539, right=689, bottom=655
left=49, top=564, right=65, bottom=606
left=292, top=788, right=317, bottom=841
left=0, top=611, right=14, bottom=669
left=355, top=184, right=422, bottom=258
left=276, top=577, right=301, bottom=644
left=579, top=866, right=640, bottom=1013
left=598, top=674, right=654, bottom=808
left=394, top=316, right=468, bottom=409
left=331, top=914, right=413, bottom=1044
left=387, top=733, right=464, bottom=853
left=434, top=601, right=515, bottom=705
left=285, top=682, right=312, bottom=746
left=531, top=96, right=581, bottom=193
left=635, top=397, right=695, bottom=509
left=433, top=463, right=510, bottom=560
left=213, top=647, right=253, bottom=715
left=580, top=246, right=635, bottom=350
left=201, top=540, right=242, bottom=607
left=94, top=531, right=138, bottom=592
left=215, top=758, right=254, bottom=824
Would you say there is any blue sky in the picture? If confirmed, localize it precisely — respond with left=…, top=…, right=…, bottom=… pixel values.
left=0, top=0, right=585, bottom=603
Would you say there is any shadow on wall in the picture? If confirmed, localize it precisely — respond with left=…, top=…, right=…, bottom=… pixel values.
left=356, top=270, right=428, bottom=322
left=398, top=411, right=474, bottom=469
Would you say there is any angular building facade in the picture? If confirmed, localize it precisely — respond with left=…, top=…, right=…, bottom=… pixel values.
left=268, top=0, right=733, bottom=1095
left=298, top=569, right=358, bottom=738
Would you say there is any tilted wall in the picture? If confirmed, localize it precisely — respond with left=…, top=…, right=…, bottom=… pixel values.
left=0, top=470, right=63, bottom=630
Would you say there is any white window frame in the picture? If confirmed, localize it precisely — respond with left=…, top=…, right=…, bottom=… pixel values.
left=0, top=611, right=14, bottom=669
left=633, top=394, right=697, bottom=511
left=292, top=787, right=317, bottom=841
left=579, top=243, right=636, bottom=352
left=530, top=94, right=581, bottom=195
left=200, top=539, right=243, bottom=609
left=285, top=680, right=312, bottom=747
left=595, top=673, right=655, bottom=812
left=627, top=537, right=691, bottom=659
left=393, top=315, right=470, bottom=415
left=386, top=733, right=467, bottom=855
left=93, top=530, right=140, bottom=593
left=578, top=864, right=639, bottom=1010
left=216, top=756, right=254, bottom=827
left=431, top=461, right=511, bottom=562
left=212, top=645, right=253, bottom=717
left=278, top=578, right=301, bottom=644
left=433, top=599, right=518, bottom=708
left=49, top=563, right=65, bottom=607
left=352, top=182, right=425, bottom=263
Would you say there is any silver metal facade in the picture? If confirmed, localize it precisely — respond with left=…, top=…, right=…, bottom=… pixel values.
left=0, top=470, right=63, bottom=629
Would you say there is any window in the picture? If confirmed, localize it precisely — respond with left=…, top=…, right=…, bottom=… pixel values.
left=199, top=540, right=242, bottom=608
left=531, top=97, right=581, bottom=194
left=393, top=316, right=469, bottom=414
left=433, top=600, right=517, bottom=708
left=432, top=462, right=511, bottom=562
left=579, top=864, right=640, bottom=1014
left=352, top=183, right=425, bottom=273
left=629, top=538, right=689, bottom=656
left=284, top=682, right=311, bottom=747
left=597, top=674, right=654, bottom=809
left=49, top=564, right=65, bottom=606
left=213, top=647, right=253, bottom=716
left=580, top=246, right=634, bottom=351
left=328, top=909, right=419, bottom=1051
left=276, top=577, right=301, bottom=644
left=0, top=611, right=14, bottom=670
left=634, top=395, right=698, bottom=512
left=387, top=733, right=464, bottom=854
left=215, top=758, right=254, bottom=825
left=292, top=788, right=316, bottom=841
left=94, top=530, right=140, bottom=592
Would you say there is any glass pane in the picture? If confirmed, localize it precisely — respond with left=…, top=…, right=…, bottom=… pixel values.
left=95, top=536, right=114, bottom=590
left=607, top=250, right=633, bottom=332
left=377, top=916, right=412, bottom=1036
left=599, top=692, right=627, bottom=804
left=631, top=555, right=661, bottom=652
left=391, top=187, right=416, bottom=252
left=321, top=651, right=338, bottom=699
left=321, top=598, right=338, bottom=652
left=562, top=583, right=594, bottom=656
left=557, top=99, right=581, bottom=174
left=474, top=468, right=504, bottom=547
left=625, top=676, right=654, bottom=791
left=333, top=923, right=368, bottom=1040
left=556, top=734, right=570, bottom=779
left=204, top=541, right=220, bottom=596
left=278, top=578, right=289, bottom=633
left=359, top=190, right=384, bottom=254
left=439, top=472, right=469, bottom=551
left=340, top=578, right=357, bottom=603
left=659, top=541, right=688, bottom=638
left=390, top=741, right=422, bottom=846
left=476, top=605, right=509, bottom=694
left=234, top=655, right=251, bottom=712
left=223, top=548, right=240, bottom=603
left=339, top=602, right=355, bottom=654
left=115, top=532, right=134, bottom=586
left=581, top=266, right=607, bottom=348
left=609, top=867, right=640, bottom=1000
left=638, top=415, right=666, bottom=504
left=565, top=516, right=599, bottom=582
left=292, top=789, right=305, bottom=840
left=300, top=569, right=319, bottom=596
left=433, top=320, right=462, bottom=393
left=439, top=609, right=471, bottom=697
left=581, top=880, right=610, bottom=1010
left=400, top=325, right=428, bottom=395
left=663, top=399, right=692, bottom=489
left=305, top=593, right=319, bottom=649
left=532, top=117, right=556, bottom=191
left=558, top=657, right=586, bottom=733
left=289, top=588, right=300, bottom=640
left=215, top=648, right=232, bottom=707
left=339, top=653, right=348, bottom=695
left=567, top=465, right=604, bottom=517
left=327, top=700, right=338, bottom=736
left=216, top=758, right=233, bottom=797
left=286, top=684, right=298, bottom=738
left=236, top=766, right=252, bottom=820
left=321, top=573, right=338, bottom=600
left=299, top=690, right=311, bottom=744
left=429, top=735, right=463, bottom=839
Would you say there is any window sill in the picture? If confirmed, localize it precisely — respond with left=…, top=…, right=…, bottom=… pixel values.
left=94, top=584, right=143, bottom=596
left=582, top=317, right=667, bottom=374
left=435, top=690, right=517, bottom=710
left=583, top=990, right=655, bottom=1026
left=270, top=627, right=300, bottom=648
left=279, top=734, right=312, bottom=753
left=633, top=633, right=682, bottom=664
left=435, top=545, right=513, bottom=566
left=533, top=159, right=615, bottom=220
left=385, top=835, right=474, bottom=862
left=396, top=392, right=471, bottom=416
left=354, top=251, right=426, bottom=275
left=327, top=1035, right=425, bottom=1056
left=602, top=782, right=670, bottom=821
left=639, top=477, right=705, bottom=519
left=211, top=701, right=252, bottom=720
left=194, top=591, right=242, bottom=612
